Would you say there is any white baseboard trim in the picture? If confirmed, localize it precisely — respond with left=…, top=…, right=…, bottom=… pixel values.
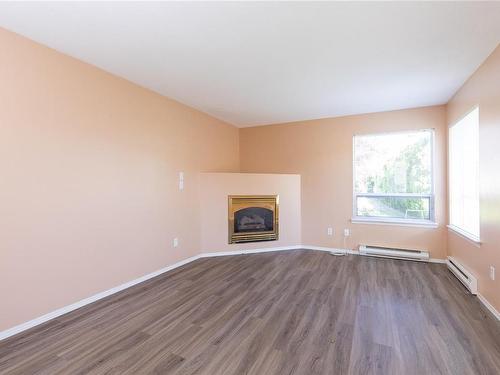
left=203, top=245, right=357, bottom=257
left=0, top=254, right=202, bottom=341
left=0, top=244, right=457, bottom=341
left=477, top=293, right=500, bottom=321
left=301, top=245, right=350, bottom=254
left=429, top=258, right=447, bottom=264
left=200, top=245, right=302, bottom=258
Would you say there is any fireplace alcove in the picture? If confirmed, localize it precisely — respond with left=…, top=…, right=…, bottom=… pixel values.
left=199, top=172, right=300, bottom=252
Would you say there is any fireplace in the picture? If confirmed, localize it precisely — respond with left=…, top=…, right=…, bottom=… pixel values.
left=228, top=195, right=279, bottom=243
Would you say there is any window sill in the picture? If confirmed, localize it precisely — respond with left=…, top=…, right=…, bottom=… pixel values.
left=351, top=217, right=439, bottom=228
left=447, top=225, right=481, bottom=246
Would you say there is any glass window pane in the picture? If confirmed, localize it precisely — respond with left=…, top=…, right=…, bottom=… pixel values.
left=356, top=196, right=431, bottom=220
left=354, top=130, right=432, bottom=194
left=449, top=107, right=480, bottom=238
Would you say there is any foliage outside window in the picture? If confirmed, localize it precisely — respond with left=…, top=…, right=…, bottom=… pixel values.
left=353, top=130, right=434, bottom=223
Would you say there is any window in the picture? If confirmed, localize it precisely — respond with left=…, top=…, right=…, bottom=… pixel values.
left=353, top=129, right=434, bottom=225
left=449, top=107, right=480, bottom=241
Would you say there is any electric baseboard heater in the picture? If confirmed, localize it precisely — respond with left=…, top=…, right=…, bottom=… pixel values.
left=359, top=245, right=430, bottom=262
left=446, top=256, right=478, bottom=294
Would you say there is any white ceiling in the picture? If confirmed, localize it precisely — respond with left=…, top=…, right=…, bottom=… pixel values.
left=0, top=2, right=499, bottom=127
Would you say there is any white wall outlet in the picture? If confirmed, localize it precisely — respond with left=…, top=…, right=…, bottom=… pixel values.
left=327, top=227, right=333, bottom=236
left=179, top=172, right=184, bottom=191
left=344, top=228, right=350, bottom=237
left=173, top=237, right=179, bottom=248
left=490, top=266, right=495, bottom=281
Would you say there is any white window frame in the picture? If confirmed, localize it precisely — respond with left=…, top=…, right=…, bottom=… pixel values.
left=352, top=129, right=436, bottom=227
left=447, top=106, right=481, bottom=244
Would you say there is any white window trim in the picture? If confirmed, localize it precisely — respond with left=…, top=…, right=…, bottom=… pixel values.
left=447, top=105, right=481, bottom=243
left=352, top=216, right=438, bottom=228
left=352, top=129, right=436, bottom=226
left=447, top=224, right=481, bottom=246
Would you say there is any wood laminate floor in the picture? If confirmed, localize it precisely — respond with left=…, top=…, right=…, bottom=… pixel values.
left=1, top=250, right=499, bottom=375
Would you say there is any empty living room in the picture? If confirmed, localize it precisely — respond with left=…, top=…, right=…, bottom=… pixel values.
left=1, top=1, right=499, bottom=374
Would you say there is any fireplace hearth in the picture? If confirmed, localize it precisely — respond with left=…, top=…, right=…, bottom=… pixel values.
left=228, top=195, right=279, bottom=243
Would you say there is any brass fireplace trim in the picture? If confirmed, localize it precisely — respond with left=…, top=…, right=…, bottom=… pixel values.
left=228, top=195, right=279, bottom=244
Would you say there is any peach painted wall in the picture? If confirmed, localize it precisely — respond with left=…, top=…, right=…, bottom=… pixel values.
left=446, top=45, right=500, bottom=312
left=0, top=28, right=239, bottom=331
left=199, top=173, right=301, bottom=253
left=240, top=106, right=448, bottom=259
